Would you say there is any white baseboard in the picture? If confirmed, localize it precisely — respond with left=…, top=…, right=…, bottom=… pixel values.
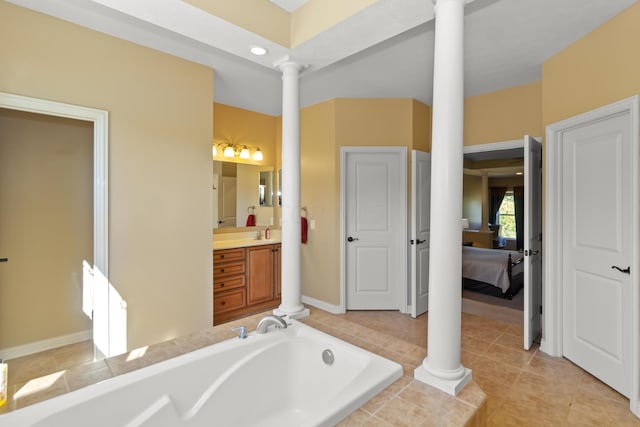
left=302, top=295, right=344, bottom=314
left=0, top=329, right=92, bottom=360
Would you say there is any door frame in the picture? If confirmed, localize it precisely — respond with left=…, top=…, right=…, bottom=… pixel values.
left=339, top=146, right=408, bottom=313
left=543, top=95, right=639, bottom=416
left=0, top=92, right=110, bottom=356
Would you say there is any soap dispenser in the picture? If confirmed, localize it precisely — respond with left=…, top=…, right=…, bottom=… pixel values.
left=265, top=226, right=271, bottom=240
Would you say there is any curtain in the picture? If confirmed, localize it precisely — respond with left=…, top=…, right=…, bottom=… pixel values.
left=489, top=187, right=507, bottom=226
left=514, top=186, right=525, bottom=250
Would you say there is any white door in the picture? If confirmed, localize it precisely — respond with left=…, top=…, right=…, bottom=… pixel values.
left=345, top=148, right=406, bottom=310
left=219, top=176, right=237, bottom=227
left=524, top=135, right=542, bottom=349
left=212, top=173, right=219, bottom=229
left=562, top=111, right=632, bottom=397
left=411, top=150, right=431, bottom=317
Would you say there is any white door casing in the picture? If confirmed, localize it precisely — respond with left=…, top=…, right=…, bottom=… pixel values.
left=411, top=150, right=431, bottom=318
left=0, top=92, right=111, bottom=357
left=544, top=96, right=639, bottom=414
left=342, top=147, right=407, bottom=311
left=524, top=135, right=543, bottom=349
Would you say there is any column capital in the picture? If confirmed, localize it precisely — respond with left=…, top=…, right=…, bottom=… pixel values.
left=273, top=55, right=307, bottom=73
left=432, top=0, right=474, bottom=7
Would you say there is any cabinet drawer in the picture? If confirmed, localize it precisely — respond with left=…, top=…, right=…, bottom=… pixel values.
left=214, top=288, right=245, bottom=313
left=213, top=261, right=245, bottom=278
left=213, top=248, right=245, bottom=263
left=214, top=275, right=245, bottom=292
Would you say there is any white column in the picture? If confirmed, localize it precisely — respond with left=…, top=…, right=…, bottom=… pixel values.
left=274, top=59, right=309, bottom=319
left=414, top=0, right=471, bottom=395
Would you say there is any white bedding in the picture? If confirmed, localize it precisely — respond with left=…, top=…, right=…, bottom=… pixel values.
left=462, top=246, right=524, bottom=293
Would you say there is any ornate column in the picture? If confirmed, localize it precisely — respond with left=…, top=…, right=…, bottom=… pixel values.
left=274, top=58, right=309, bottom=319
left=414, top=0, right=471, bottom=395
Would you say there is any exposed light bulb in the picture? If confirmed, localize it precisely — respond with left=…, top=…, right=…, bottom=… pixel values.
left=212, top=144, right=217, bottom=157
left=253, top=148, right=263, bottom=161
left=223, top=145, right=235, bottom=157
left=239, top=146, right=250, bottom=159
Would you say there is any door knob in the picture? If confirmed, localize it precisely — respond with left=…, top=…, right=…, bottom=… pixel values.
left=611, top=265, right=631, bottom=274
left=347, top=236, right=359, bottom=242
left=0, top=258, right=7, bottom=263
left=416, top=239, right=426, bottom=244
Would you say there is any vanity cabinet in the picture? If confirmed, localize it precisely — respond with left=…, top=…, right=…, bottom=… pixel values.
left=213, top=248, right=246, bottom=318
left=213, top=243, right=281, bottom=325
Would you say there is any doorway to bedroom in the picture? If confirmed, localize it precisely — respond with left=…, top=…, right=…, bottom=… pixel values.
left=461, top=137, right=542, bottom=341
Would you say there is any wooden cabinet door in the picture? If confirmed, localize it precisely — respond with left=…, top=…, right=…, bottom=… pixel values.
left=247, top=245, right=274, bottom=304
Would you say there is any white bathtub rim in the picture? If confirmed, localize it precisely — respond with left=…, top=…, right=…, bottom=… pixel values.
left=0, top=329, right=286, bottom=425
left=0, top=319, right=403, bottom=426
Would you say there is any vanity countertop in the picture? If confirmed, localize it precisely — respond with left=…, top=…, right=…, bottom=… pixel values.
left=213, top=238, right=281, bottom=251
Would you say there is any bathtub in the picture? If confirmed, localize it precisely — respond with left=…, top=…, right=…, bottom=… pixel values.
left=2, top=319, right=403, bottom=427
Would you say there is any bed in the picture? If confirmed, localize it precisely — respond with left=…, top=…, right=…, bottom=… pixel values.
left=462, top=246, right=524, bottom=299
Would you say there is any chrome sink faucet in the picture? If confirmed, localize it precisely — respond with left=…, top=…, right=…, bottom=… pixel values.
left=256, top=315, right=288, bottom=334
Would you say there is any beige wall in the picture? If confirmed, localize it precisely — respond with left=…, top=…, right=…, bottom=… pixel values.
left=464, top=81, right=542, bottom=146
left=542, top=2, right=640, bottom=128
left=462, top=174, right=482, bottom=230
left=0, top=110, right=93, bottom=349
left=300, top=100, right=339, bottom=304
left=0, top=2, right=214, bottom=351
left=213, top=103, right=278, bottom=167
left=299, top=98, right=431, bottom=306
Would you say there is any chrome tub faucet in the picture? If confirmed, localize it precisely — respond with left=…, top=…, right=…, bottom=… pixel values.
left=256, top=315, right=288, bottom=334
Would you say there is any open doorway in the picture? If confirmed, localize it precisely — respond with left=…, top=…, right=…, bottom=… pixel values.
left=460, top=138, right=542, bottom=332
left=0, top=92, right=110, bottom=360
left=0, top=108, right=94, bottom=360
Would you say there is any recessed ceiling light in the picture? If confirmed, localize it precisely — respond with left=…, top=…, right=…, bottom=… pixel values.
left=249, top=46, right=268, bottom=56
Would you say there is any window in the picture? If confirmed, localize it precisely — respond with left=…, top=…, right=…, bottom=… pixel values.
left=497, top=191, right=516, bottom=239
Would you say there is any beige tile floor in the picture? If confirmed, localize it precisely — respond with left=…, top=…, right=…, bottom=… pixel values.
left=1, top=307, right=639, bottom=426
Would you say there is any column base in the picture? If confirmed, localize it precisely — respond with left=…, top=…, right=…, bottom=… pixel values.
left=273, top=306, right=310, bottom=320
left=414, top=364, right=472, bottom=396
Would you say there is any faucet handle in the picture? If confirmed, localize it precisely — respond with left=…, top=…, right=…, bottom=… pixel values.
left=231, top=326, right=247, bottom=339
left=277, top=314, right=291, bottom=327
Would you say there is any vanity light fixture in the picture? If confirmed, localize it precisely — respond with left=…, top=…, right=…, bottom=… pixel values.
left=218, top=142, right=264, bottom=161
left=249, top=46, right=268, bottom=56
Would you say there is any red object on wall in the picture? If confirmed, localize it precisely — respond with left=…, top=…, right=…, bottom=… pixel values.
left=301, top=216, right=308, bottom=243
left=246, top=214, right=256, bottom=226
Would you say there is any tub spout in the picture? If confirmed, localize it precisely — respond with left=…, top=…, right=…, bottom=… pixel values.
left=256, top=315, right=288, bottom=334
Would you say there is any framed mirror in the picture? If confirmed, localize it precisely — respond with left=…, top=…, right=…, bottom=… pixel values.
left=213, top=160, right=275, bottom=229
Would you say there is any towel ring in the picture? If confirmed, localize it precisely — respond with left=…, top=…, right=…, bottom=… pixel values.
left=247, top=206, right=256, bottom=214
left=301, top=206, right=308, bottom=217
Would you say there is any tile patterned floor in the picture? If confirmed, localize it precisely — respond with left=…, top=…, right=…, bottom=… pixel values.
left=1, top=308, right=639, bottom=426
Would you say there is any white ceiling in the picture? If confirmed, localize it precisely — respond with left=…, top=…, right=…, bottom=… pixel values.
left=8, top=0, right=638, bottom=116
